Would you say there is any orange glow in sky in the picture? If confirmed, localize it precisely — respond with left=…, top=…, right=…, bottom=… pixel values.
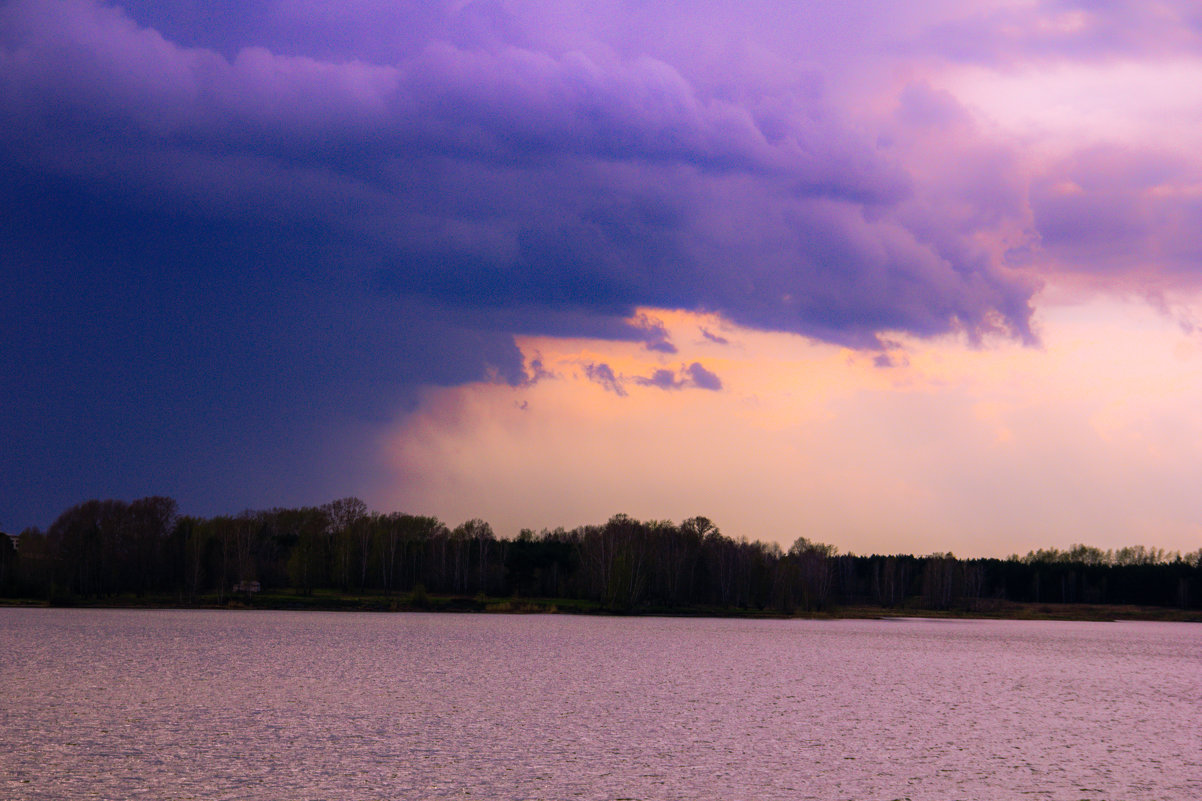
left=376, top=291, right=1202, bottom=557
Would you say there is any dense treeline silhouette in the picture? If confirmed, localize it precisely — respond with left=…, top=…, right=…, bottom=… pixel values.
left=3, top=497, right=1200, bottom=611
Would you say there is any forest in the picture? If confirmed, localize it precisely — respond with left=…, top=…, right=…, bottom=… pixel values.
left=2, top=496, right=1200, bottom=614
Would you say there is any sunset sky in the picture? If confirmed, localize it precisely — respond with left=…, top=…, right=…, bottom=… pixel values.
left=4, top=0, right=1202, bottom=556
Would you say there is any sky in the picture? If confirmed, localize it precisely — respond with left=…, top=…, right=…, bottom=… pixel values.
left=3, top=0, right=1202, bottom=556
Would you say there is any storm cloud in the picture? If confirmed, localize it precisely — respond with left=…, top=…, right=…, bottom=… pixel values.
left=10, top=0, right=1194, bottom=528
left=0, top=0, right=1035, bottom=346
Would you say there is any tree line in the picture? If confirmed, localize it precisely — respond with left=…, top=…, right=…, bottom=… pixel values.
left=2, top=496, right=1200, bottom=612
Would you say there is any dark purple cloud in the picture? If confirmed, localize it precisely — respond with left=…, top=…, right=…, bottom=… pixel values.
left=685, top=362, right=723, bottom=391
left=632, top=363, right=722, bottom=392
left=635, top=369, right=684, bottom=391
left=0, top=0, right=1033, bottom=342
left=524, top=355, right=556, bottom=385
left=0, top=0, right=1043, bottom=528
left=633, top=315, right=677, bottom=354
left=584, top=363, right=626, bottom=396
left=584, top=361, right=723, bottom=394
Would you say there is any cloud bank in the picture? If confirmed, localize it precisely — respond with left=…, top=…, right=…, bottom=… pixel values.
left=4, top=0, right=1202, bottom=528
left=1, top=0, right=1037, bottom=348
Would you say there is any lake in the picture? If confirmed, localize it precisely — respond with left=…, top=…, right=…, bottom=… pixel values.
left=1, top=609, right=1198, bottom=800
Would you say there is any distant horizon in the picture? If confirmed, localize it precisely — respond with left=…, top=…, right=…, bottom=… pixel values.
left=9, top=494, right=1201, bottom=565
left=8, top=496, right=1198, bottom=619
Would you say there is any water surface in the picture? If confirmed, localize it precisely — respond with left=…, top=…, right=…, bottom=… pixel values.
left=1, top=609, right=1198, bottom=800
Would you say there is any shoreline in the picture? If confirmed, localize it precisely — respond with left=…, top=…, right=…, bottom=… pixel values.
left=2, top=593, right=1199, bottom=623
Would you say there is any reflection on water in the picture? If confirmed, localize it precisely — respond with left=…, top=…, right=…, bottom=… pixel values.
left=1, top=609, right=1199, bottom=800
